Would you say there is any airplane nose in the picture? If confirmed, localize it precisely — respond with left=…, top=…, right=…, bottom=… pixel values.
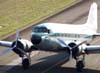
left=31, top=34, right=42, bottom=45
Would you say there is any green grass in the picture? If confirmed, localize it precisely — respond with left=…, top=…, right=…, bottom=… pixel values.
left=0, top=0, right=79, bottom=38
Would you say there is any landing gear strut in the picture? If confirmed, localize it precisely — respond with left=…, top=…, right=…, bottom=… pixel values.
left=75, top=55, right=85, bottom=72
left=21, top=53, right=31, bottom=69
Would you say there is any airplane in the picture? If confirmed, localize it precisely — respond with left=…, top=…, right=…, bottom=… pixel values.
left=0, top=2, right=100, bottom=72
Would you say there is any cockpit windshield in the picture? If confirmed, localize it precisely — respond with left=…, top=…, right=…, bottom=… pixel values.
left=33, top=26, right=50, bottom=33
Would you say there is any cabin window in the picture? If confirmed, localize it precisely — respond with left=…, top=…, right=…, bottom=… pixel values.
left=33, top=26, right=50, bottom=33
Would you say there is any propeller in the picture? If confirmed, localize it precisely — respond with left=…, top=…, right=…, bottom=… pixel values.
left=68, top=40, right=87, bottom=61
left=0, top=30, right=29, bottom=58
left=0, top=30, right=19, bottom=56
left=12, top=30, right=30, bottom=58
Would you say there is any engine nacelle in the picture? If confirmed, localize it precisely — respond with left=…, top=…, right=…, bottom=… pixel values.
left=12, top=39, right=33, bottom=57
left=68, top=42, right=79, bottom=59
left=68, top=42, right=88, bottom=56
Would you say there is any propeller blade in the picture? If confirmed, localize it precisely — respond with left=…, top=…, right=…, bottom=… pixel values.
left=15, top=30, right=20, bottom=46
left=69, top=49, right=72, bottom=60
left=0, top=48, right=13, bottom=56
left=73, top=41, right=87, bottom=49
left=67, top=46, right=73, bottom=61
left=17, top=47, right=30, bottom=58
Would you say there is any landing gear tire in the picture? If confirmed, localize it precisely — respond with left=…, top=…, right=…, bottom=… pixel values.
left=76, top=60, right=85, bottom=72
left=22, top=58, right=30, bottom=69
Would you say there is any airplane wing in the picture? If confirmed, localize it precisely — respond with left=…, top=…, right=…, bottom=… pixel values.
left=93, top=34, right=100, bottom=37
left=82, top=45, right=100, bottom=54
left=0, top=30, right=19, bottom=48
left=0, top=41, right=12, bottom=47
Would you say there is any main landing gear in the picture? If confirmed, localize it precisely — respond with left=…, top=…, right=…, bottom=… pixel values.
left=22, top=58, right=30, bottom=69
left=75, top=55, right=85, bottom=72
left=21, top=53, right=31, bottom=69
left=76, top=60, right=85, bottom=72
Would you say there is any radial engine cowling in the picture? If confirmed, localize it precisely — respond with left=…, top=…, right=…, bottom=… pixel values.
left=68, top=42, right=79, bottom=58
left=12, top=39, right=33, bottom=57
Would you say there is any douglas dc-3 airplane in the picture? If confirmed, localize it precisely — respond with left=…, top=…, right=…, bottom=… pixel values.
left=0, top=2, right=100, bottom=72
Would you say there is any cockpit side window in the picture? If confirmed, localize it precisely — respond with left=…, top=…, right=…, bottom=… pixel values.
left=33, top=26, right=50, bottom=33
